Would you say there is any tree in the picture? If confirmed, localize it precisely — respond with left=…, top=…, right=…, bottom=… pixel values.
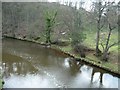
left=101, top=2, right=119, bottom=61
left=69, top=2, right=86, bottom=47
left=92, top=0, right=107, bottom=56
left=44, top=10, right=57, bottom=44
left=70, top=2, right=86, bottom=58
left=71, top=10, right=86, bottom=46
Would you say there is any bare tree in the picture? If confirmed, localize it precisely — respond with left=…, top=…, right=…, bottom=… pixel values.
left=92, top=0, right=107, bottom=56
left=101, top=2, right=119, bottom=61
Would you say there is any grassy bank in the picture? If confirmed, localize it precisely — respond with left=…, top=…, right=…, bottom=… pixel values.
left=53, top=31, right=119, bottom=74
left=51, top=45, right=119, bottom=74
left=58, top=31, right=119, bottom=74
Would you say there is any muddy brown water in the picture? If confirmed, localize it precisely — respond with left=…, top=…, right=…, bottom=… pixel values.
left=2, top=38, right=120, bottom=88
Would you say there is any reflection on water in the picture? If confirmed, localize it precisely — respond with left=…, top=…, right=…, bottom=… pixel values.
left=2, top=53, right=38, bottom=77
left=2, top=38, right=119, bottom=88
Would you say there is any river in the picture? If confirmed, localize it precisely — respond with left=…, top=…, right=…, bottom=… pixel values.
left=2, top=38, right=120, bottom=88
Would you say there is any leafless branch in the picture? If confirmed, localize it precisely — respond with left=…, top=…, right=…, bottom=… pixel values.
left=108, top=23, right=117, bottom=31
left=108, top=41, right=120, bottom=49
left=100, top=2, right=107, bottom=12
left=100, top=23, right=105, bottom=29
left=100, top=43, right=105, bottom=51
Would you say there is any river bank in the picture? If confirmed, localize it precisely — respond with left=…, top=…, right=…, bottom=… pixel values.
left=2, top=36, right=120, bottom=78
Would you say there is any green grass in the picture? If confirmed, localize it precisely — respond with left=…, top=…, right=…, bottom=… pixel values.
left=86, top=53, right=118, bottom=72
left=83, top=31, right=119, bottom=72
left=103, top=62, right=118, bottom=72
left=84, top=31, right=96, bottom=49
left=59, top=45, right=72, bottom=52
left=84, top=31, right=118, bottom=52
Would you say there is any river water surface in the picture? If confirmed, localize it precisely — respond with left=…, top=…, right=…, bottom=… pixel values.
left=2, top=38, right=120, bottom=88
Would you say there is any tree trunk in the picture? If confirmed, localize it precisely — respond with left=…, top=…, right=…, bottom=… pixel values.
left=102, top=24, right=112, bottom=61
left=95, top=4, right=102, bottom=56
left=48, top=29, right=51, bottom=44
left=100, top=73, right=103, bottom=84
left=91, top=69, right=95, bottom=83
left=46, top=28, right=51, bottom=44
left=95, top=19, right=101, bottom=56
left=96, top=30, right=101, bottom=56
left=102, top=49, right=108, bottom=61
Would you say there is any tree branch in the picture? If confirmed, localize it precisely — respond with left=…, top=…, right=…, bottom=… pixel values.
left=108, top=23, right=116, bottom=30
left=51, top=11, right=57, bottom=24
left=108, top=41, right=120, bottom=49
left=100, top=23, right=105, bottom=29
left=100, top=43, right=105, bottom=51
left=100, top=2, right=107, bottom=13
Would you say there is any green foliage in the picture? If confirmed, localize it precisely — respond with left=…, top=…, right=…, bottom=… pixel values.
left=44, top=10, right=57, bottom=44
left=71, top=31, right=86, bottom=46
left=71, top=10, right=86, bottom=46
